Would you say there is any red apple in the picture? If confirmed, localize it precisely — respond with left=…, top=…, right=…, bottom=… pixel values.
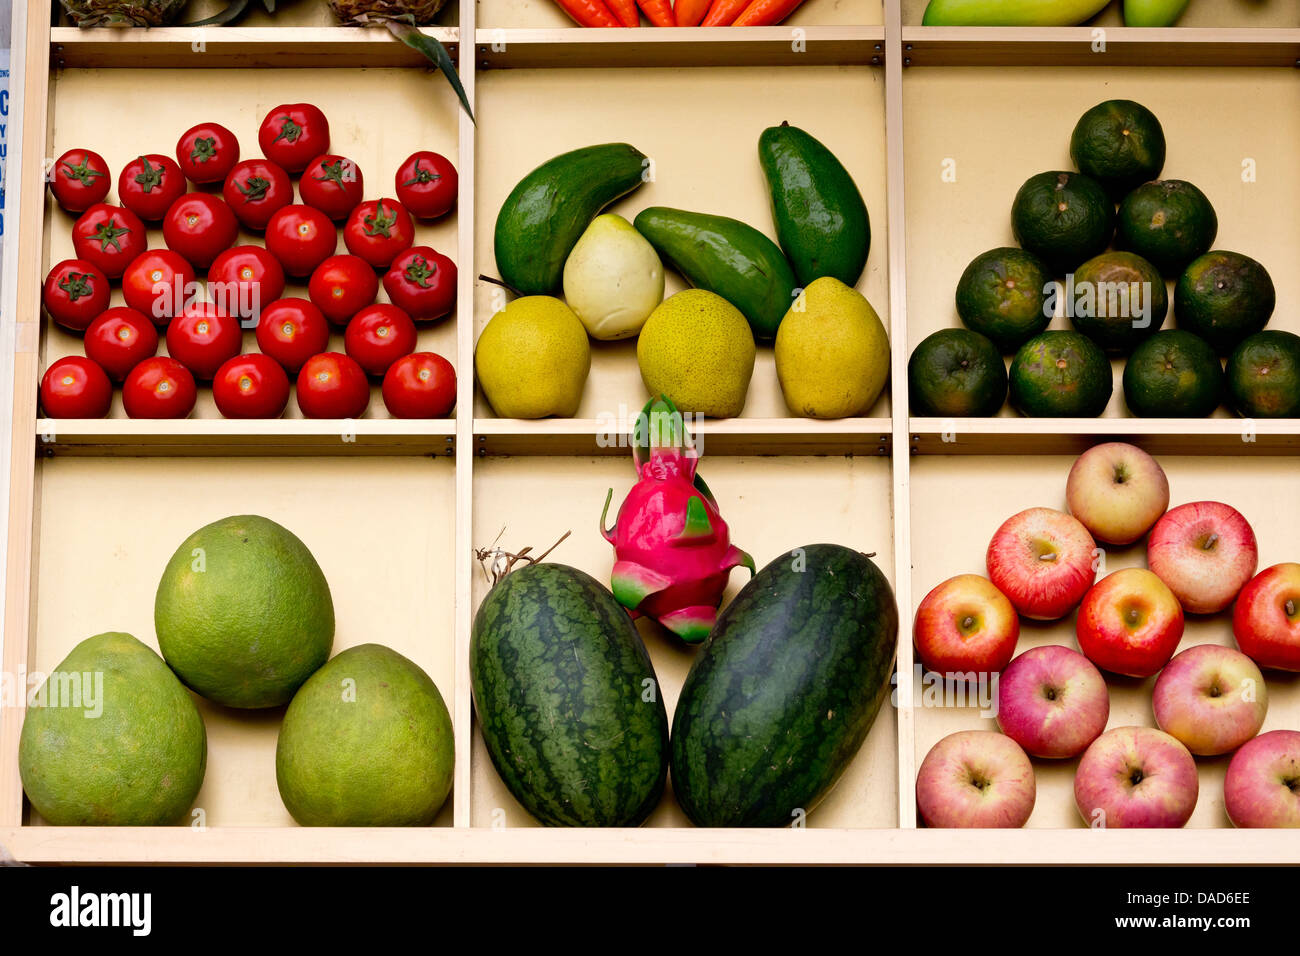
left=1153, top=644, right=1267, bottom=757
left=915, top=730, right=1036, bottom=829
left=986, top=508, right=1097, bottom=621
left=914, top=574, right=1020, bottom=678
left=1224, top=730, right=1300, bottom=828
left=996, top=645, right=1109, bottom=759
left=1233, top=563, right=1300, bottom=672
left=1147, top=501, right=1257, bottom=615
left=1075, top=568, right=1184, bottom=678
left=1066, top=442, right=1170, bottom=546
left=1073, top=726, right=1198, bottom=829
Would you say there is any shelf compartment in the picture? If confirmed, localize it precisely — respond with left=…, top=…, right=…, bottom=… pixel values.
left=903, top=65, right=1300, bottom=419
left=908, top=418, right=1300, bottom=456
left=39, top=65, right=460, bottom=422
left=476, top=0, right=884, bottom=30
left=910, top=452, right=1300, bottom=831
left=473, top=63, right=890, bottom=423
left=13, top=455, right=457, bottom=830
left=469, top=453, right=899, bottom=829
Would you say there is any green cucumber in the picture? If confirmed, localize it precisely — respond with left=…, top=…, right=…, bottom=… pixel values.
left=470, top=562, right=669, bottom=827
left=671, top=543, right=898, bottom=828
left=494, top=143, right=647, bottom=296
left=759, top=122, right=870, bottom=288
left=633, top=206, right=797, bottom=341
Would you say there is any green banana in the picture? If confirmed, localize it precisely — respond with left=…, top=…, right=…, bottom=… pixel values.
left=1123, top=0, right=1189, bottom=27
left=921, top=0, right=1111, bottom=26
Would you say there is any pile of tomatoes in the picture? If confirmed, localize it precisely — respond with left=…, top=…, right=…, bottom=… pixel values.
left=39, top=104, right=459, bottom=421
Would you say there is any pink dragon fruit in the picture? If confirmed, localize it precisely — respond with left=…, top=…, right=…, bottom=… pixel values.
left=600, top=395, right=753, bottom=644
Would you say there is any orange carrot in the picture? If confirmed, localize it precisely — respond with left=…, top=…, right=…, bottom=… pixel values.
left=552, top=0, right=621, bottom=27
left=606, top=0, right=641, bottom=26
left=700, top=0, right=747, bottom=26
left=731, top=0, right=805, bottom=25
left=636, top=0, right=676, bottom=25
left=674, top=0, right=710, bottom=25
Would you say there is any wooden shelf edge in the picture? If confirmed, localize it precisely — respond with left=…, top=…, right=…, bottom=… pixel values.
left=35, top=418, right=458, bottom=457
left=5, top=824, right=1299, bottom=865
left=473, top=417, right=893, bottom=456
left=901, top=26, right=1300, bottom=67
left=50, top=26, right=461, bottom=68
left=474, top=26, right=886, bottom=69
left=908, top=417, right=1300, bottom=455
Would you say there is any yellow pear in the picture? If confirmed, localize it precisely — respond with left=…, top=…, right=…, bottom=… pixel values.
left=775, top=277, right=889, bottom=419
left=475, top=296, right=590, bottom=418
left=636, top=289, right=755, bottom=418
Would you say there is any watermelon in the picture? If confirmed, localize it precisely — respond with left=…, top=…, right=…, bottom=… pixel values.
left=671, top=543, right=898, bottom=827
left=470, top=562, right=669, bottom=827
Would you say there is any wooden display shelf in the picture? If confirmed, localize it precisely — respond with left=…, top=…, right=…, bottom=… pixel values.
left=4, top=0, right=1300, bottom=865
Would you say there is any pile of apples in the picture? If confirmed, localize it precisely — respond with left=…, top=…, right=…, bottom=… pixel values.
left=914, top=442, right=1300, bottom=830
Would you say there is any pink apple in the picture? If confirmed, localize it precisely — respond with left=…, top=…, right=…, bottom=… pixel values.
left=997, top=645, right=1109, bottom=759
left=914, top=574, right=1020, bottom=677
left=1147, top=501, right=1257, bottom=615
left=1075, top=568, right=1184, bottom=678
left=916, top=730, right=1036, bottom=828
left=1224, top=730, right=1300, bottom=828
left=1152, top=644, right=1267, bottom=756
left=1073, top=726, right=1198, bottom=829
left=986, top=507, right=1097, bottom=621
left=1233, top=563, right=1300, bottom=672
left=1066, top=442, right=1170, bottom=546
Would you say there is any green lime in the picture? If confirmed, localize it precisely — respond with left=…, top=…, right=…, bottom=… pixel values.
left=1226, top=330, right=1300, bottom=418
left=1067, top=251, right=1168, bottom=353
left=1116, top=180, right=1217, bottom=278
left=1122, top=329, right=1224, bottom=417
left=1174, top=250, right=1275, bottom=354
left=1009, top=330, right=1112, bottom=417
left=1011, top=170, right=1114, bottom=276
left=1070, top=99, right=1166, bottom=200
left=955, top=247, right=1052, bottom=352
left=908, top=328, right=1008, bottom=417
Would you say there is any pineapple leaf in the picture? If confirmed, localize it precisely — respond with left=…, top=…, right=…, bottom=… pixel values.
left=384, top=20, right=475, bottom=124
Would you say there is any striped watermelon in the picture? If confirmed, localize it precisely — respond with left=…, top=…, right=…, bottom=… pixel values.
left=671, top=543, right=898, bottom=827
left=470, top=562, right=669, bottom=827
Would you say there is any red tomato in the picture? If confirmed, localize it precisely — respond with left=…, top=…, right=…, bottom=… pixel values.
left=123, top=357, right=197, bottom=419
left=213, top=353, right=291, bottom=419
left=165, top=302, right=242, bottom=380
left=162, top=193, right=239, bottom=269
left=296, top=352, right=370, bottom=419
left=118, top=154, right=187, bottom=222
left=265, top=205, right=337, bottom=277
left=122, top=249, right=197, bottom=324
left=383, top=246, right=457, bottom=322
left=208, top=245, right=286, bottom=325
left=176, top=122, right=240, bottom=184
left=84, top=307, right=159, bottom=382
left=258, top=103, right=330, bottom=174
left=49, top=148, right=110, bottom=213
left=308, top=254, right=377, bottom=325
left=299, top=154, right=364, bottom=221
left=343, top=198, right=414, bottom=269
left=222, top=158, right=292, bottom=230
left=40, top=356, right=113, bottom=419
left=255, top=298, right=330, bottom=375
left=42, top=259, right=110, bottom=332
left=344, top=304, right=417, bottom=377
left=395, top=151, right=457, bottom=220
left=382, top=352, right=456, bottom=419
left=71, top=204, right=147, bottom=279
